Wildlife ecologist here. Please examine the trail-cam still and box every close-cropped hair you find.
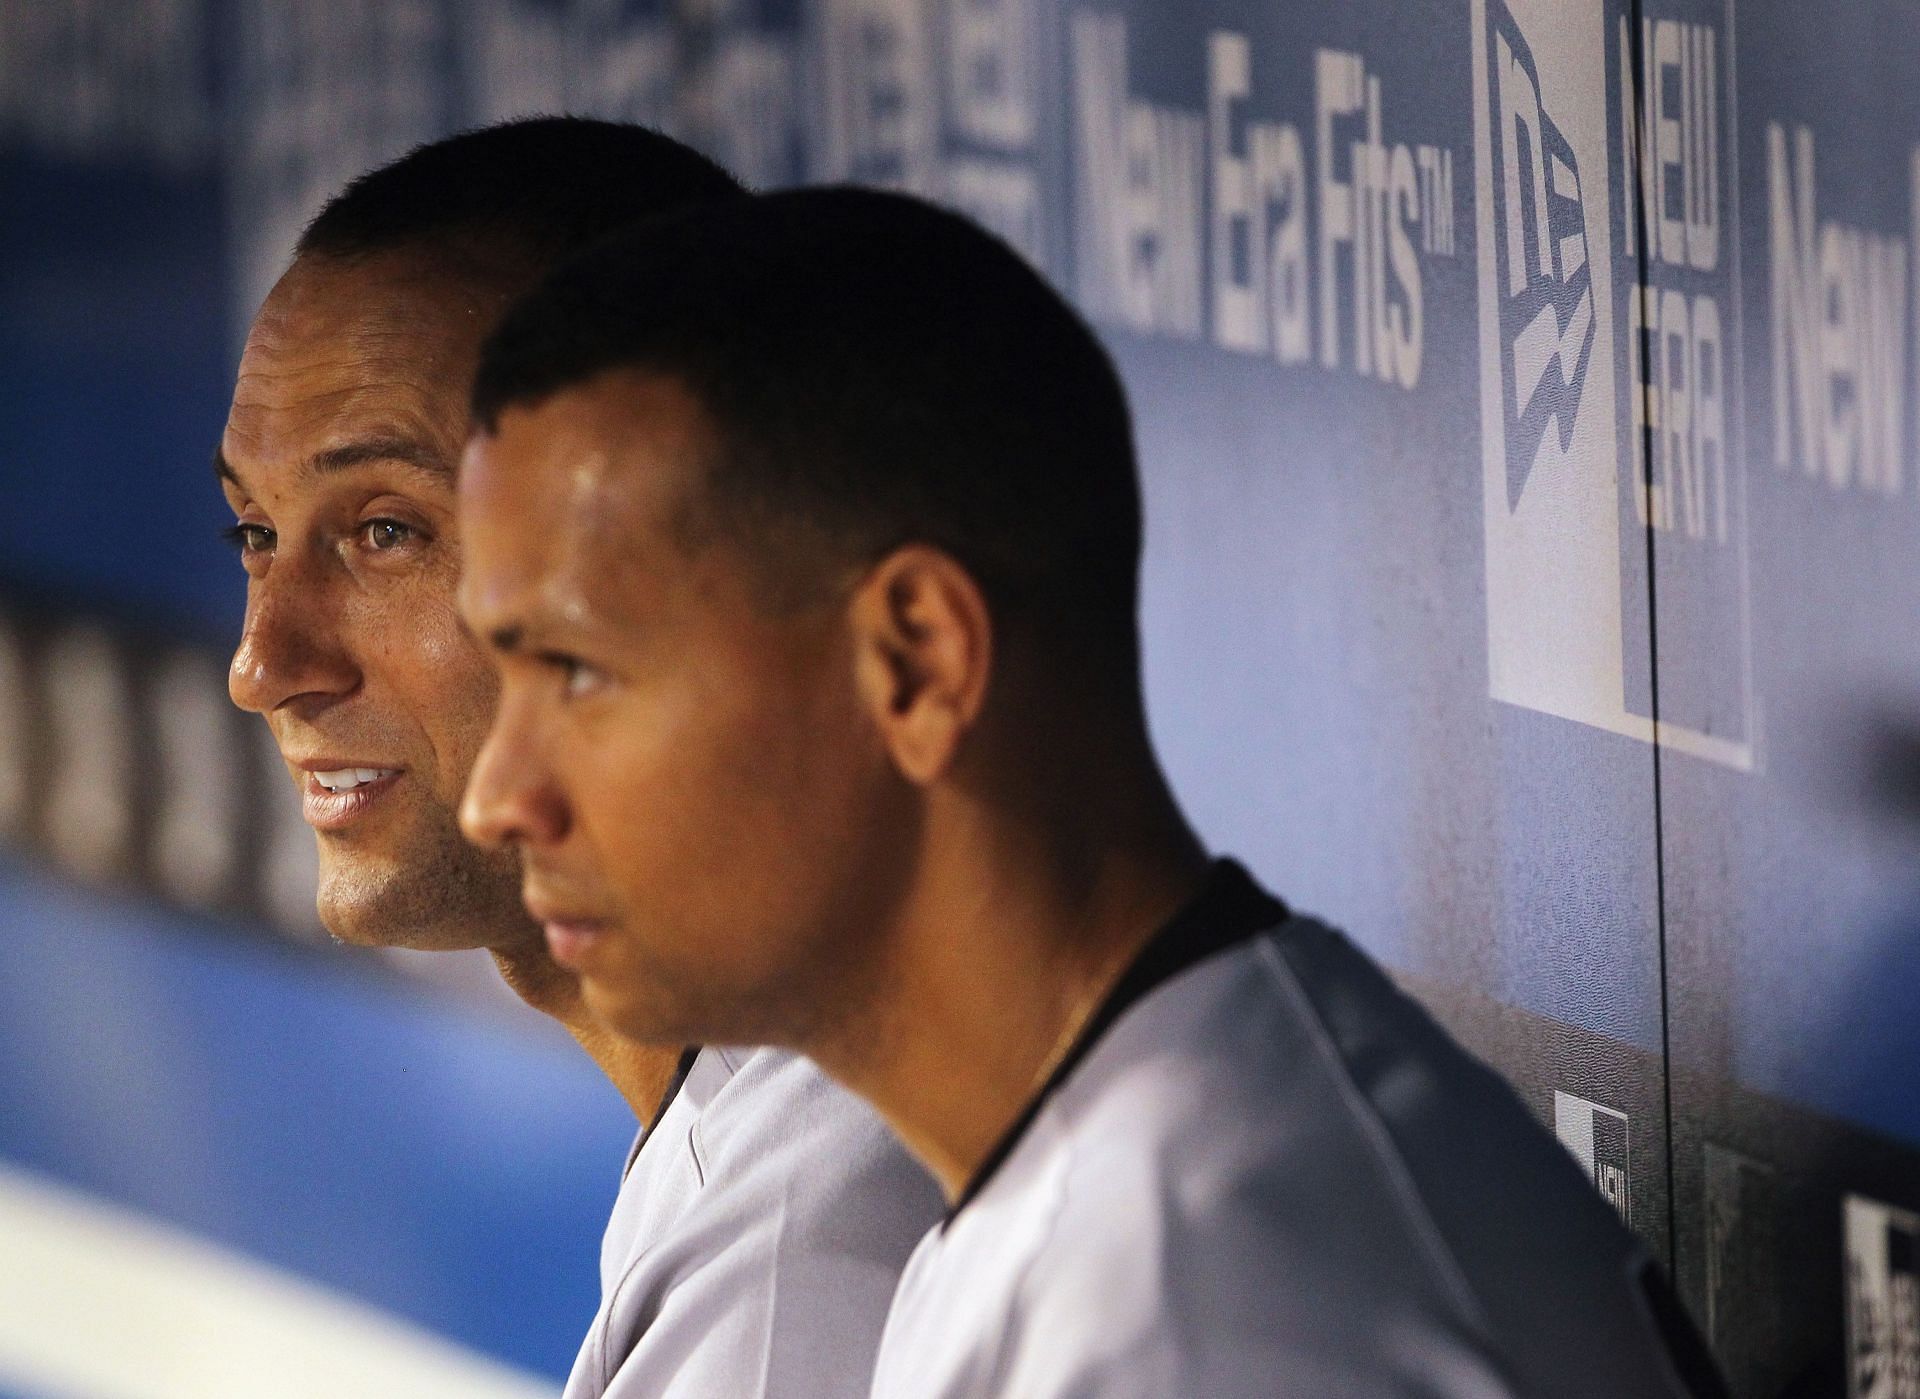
[297,115,748,275]
[472,186,1145,673]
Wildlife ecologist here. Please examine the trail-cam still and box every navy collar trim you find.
[945,859,1286,1225]
[625,1044,702,1179]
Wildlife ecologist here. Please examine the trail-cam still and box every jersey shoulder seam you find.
[1250,930,1517,1372]
[981,1106,1076,1394]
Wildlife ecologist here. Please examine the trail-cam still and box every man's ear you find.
[849,545,993,786]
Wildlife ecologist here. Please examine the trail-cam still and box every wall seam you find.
[1620,0,1681,1277]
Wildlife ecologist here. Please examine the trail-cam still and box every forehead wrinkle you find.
[237,282,481,405]
[229,380,441,436]
[227,369,457,456]
[345,325,477,379]
[241,286,446,362]
[235,347,462,405]
[231,326,456,401]
[227,255,498,494]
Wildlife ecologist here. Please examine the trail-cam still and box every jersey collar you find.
[624,1044,703,1179]
[945,858,1288,1225]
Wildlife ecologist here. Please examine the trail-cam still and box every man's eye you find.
[564,659,605,699]
[360,519,415,551]
[546,654,606,700]
[222,522,275,555]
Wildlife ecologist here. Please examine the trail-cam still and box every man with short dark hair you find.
[458,187,1728,1398]
[217,122,939,1398]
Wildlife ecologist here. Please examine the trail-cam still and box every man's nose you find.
[460,697,570,851]
[228,557,359,716]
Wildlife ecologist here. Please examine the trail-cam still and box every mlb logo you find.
[1846,1194,1920,1399]
[1553,1091,1630,1223]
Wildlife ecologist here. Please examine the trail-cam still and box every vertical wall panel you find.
[1653,0,1920,1392]
[972,0,1679,1258]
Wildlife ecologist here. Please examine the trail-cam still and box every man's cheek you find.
[411,607,496,687]
[422,659,506,776]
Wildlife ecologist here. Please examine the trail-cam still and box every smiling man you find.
[216,121,939,1398]
[458,188,1729,1398]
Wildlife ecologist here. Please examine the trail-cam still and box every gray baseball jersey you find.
[870,861,1725,1399]
[565,1044,942,1399]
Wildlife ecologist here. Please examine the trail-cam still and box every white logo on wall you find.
[1067,12,1457,386]
[1553,1090,1629,1222]
[1470,0,1754,770]
[1767,123,1917,501]
[1846,1194,1920,1399]
[1484,13,1596,517]
[1616,7,1758,765]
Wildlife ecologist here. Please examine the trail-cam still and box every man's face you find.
[220,248,529,950]
[458,372,914,1046]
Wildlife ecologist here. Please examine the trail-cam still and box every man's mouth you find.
[524,892,609,971]
[297,763,403,829]
[541,919,608,971]
[312,767,398,793]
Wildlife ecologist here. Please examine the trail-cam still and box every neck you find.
[564,1022,686,1126]
[489,938,685,1123]
[812,775,1208,1202]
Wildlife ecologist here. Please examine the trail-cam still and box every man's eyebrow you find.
[213,446,240,488]
[309,436,452,478]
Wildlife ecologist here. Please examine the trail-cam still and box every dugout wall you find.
[1,2,1917,1394]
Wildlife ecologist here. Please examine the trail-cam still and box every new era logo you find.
[1485,0,1597,510]
[1470,0,1756,770]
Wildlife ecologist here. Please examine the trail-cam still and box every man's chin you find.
[314,852,527,953]
[581,986,691,1049]
[318,898,496,952]
[578,967,771,1052]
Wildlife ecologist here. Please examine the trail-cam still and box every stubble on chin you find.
[314,809,530,953]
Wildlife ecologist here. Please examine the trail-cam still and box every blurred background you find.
[1,0,1917,1395]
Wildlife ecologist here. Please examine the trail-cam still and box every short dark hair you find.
[297,116,747,275]
[472,187,1144,674]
